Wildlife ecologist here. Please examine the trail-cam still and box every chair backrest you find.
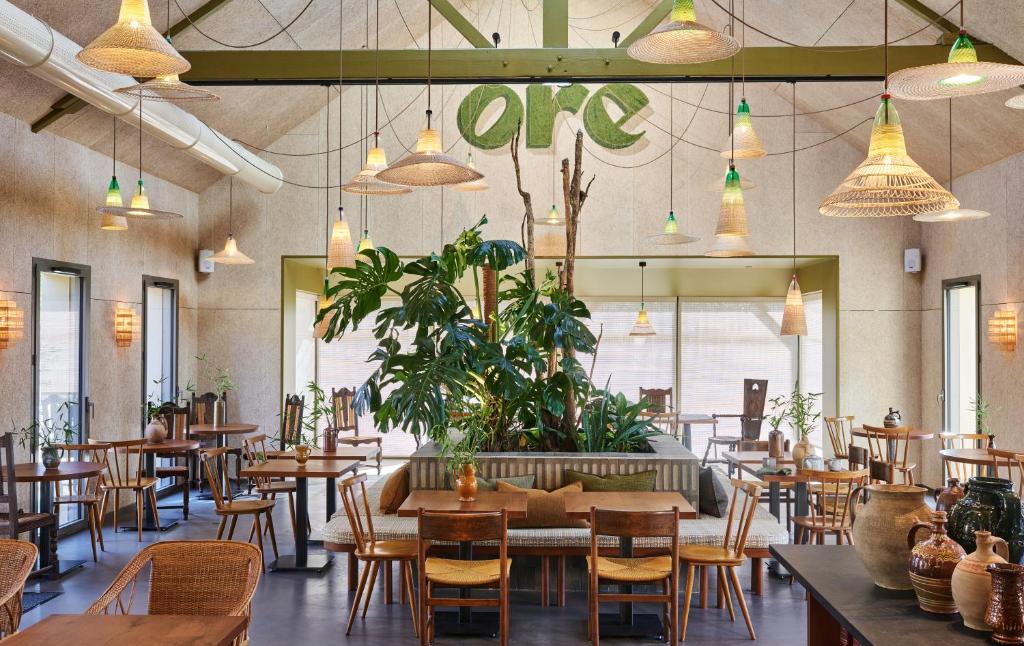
[941,433,988,482]
[191,392,226,425]
[722,479,763,555]
[1014,454,1024,498]
[157,403,190,441]
[0,539,37,638]
[418,509,506,545]
[0,434,21,539]
[85,540,262,618]
[801,468,868,530]
[339,474,376,554]
[331,387,358,435]
[280,394,305,448]
[92,439,147,488]
[639,387,673,414]
[199,448,233,509]
[847,444,869,471]
[824,416,854,458]
[241,434,273,489]
[53,443,109,501]
[740,379,768,441]
[862,424,913,481]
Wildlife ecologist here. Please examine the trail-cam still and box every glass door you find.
[143,277,178,410]
[33,259,90,527]
[943,276,980,434]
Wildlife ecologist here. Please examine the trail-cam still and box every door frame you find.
[941,275,982,433]
[141,275,179,433]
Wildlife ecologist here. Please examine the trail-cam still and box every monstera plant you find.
[316,216,653,453]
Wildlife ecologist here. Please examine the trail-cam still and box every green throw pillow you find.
[564,469,657,492]
[446,473,537,492]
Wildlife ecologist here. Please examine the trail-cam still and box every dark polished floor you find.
[21,462,808,644]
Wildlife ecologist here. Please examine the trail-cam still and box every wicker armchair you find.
[0,539,37,638]
[86,541,262,644]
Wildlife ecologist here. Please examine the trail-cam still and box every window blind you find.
[586,299,676,402]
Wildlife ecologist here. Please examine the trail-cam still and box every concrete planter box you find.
[408,433,700,505]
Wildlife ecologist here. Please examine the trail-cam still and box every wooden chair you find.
[52,443,109,561]
[242,433,300,541]
[862,425,917,485]
[847,445,869,471]
[333,387,383,474]
[706,379,769,465]
[417,510,510,646]
[92,439,161,541]
[792,469,868,545]
[155,403,192,520]
[824,416,855,459]
[640,387,677,438]
[0,539,36,639]
[200,448,279,570]
[280,394,305,449]
[941,432,989,483]
[587,507,680,646]
[679,479,762,641]
[0,434,56,567]
[85,540,262,645]
[341,473,418,636]
[192,391,239,487]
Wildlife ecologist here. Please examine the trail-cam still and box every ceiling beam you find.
[892,0,960,39]
[179,44,1018,85]
[29,0,232,133]
[543,0,569,48]
[620,0,673,48]
[428,0,492,48]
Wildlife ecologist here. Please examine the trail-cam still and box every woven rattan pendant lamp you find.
[649,83,699,245]
[627,0,740,64]
[98,117,128,231]
[781,83,807,337]
[720,6,765,159]
[629,261,657,337]
[820,1,958,218]
[210,178,255,265]
[326,85,355,270]
[914,100,989,223]
[376,2,482,187]
[887,2,1024,100]
[452,153,490,192]
[77,0,190,77]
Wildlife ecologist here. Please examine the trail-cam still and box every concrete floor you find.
[20,462,809,644]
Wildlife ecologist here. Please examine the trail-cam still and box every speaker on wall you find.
[904,248,922,273]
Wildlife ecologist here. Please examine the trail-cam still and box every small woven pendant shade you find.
[99,178,182,219]
[705,234,754,257]
[721,99,766,159]
[376,122,483,187]
[452,154,490,192]
[210,235,254,265]
[649,210,700,245]
[629,309,657,337]
[77,0,190,77]
[327,207,356,270]
[1006,94,1024,109]
[627,0,740,64]
[342,146,412,195]
[819,95,958,218]
[538,204,565,227]
[705,171,756,192]
[357,229,376,253]
[99,175,128,230]
[780,275,808,336]
[887,31,1024,100]
[115,74,219,102]
[714,165,749,236]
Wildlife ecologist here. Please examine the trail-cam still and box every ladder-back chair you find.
[332,387,382,474]
[862,425,917,485]
[640,387,677,439]
[52,443,109,561]
[705,379,769,465]
[92,439,160,541]
[0,434,57,561]
[279,394,305,449]
[792,469,868,545]
[941,432,989,483]
[242,433,300,541]
[825,416,855,459]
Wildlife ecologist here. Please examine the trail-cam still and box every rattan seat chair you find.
[0,539,37,639]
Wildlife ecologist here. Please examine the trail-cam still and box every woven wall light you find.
[721,99,766,159]
[887,30,1024,100]
[629,261,656,337]
[114,305,136,347]
[452,153,490,192]
[988,310,1017,352]
[327,207,356,270]
[627,0,740,64]
[0,299,24,350]
[211,178,254,265]
[77,0,190,77]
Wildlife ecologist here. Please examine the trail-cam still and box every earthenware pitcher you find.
[456,463,478,502]
[948,477,1024,564]
[907,511,966,613]
[792,437,813,466]
[884,408,902,428]
[145,416,167,444]
[41,446,61,470]
[850,484,931,589]
[951,531,1009,631]
[986,563,1024,644]
[934,478,965,512]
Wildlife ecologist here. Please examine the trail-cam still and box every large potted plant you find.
[17,402,76,469]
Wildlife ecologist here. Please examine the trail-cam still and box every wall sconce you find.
[0,299,24,350]
[988,310,1018,352]
[114,306,137,348]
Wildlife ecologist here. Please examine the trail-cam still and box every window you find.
[293,291,318,399]
[587,299,676,402]
[943,277,980,434]
[143,277,177,408]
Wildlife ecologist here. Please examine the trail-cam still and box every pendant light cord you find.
[325,84,331,266]
[228,176,234,236]
[948,98,954,189]
[883,0,889,92]
[111,117,117,176]
[669,83,674,211]
[740,0,746,100]
[374,0,381,145]
[639,262,646,309]
[729,0,735,166]
[338,0,344,206]
[792,81,797,272]
[138,97,144,183]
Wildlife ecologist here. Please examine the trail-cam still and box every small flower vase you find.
[294,445,311,465]
[767,426,785,458]
[145,417,168,444]
[792,437,813,466]
[456,463,478,502]
[213,399,224,428]
[41,446,61,470]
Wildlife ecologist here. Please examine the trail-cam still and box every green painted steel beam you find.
[428,0,493,48]
[168,0,233,39]
[620,0,673,48]
[543,0,568,48]
[179,44,1018,85]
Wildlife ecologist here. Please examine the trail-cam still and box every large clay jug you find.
[948,477,1024,564]
[907,511,966,613]
[951,531,1009,631]
[986,563,1024,645]
[851,484,931,590]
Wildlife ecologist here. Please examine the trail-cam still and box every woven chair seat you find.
[101,477,159,491]
[707,435,741,445]
[359,539,418,561]
[749,478,794,490]
[587,555,673,583]
[425,557,510,587]
[0,512,55,533]
[678,544,744,565]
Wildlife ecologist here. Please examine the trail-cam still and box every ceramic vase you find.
[907,511,966,613]
[792,437,813,466]
[323,428,338,453]
[294,444,311,465]
[456,463,478,502]
[986,563,1024,644]
[850,484,931,590]
[767,427,785,459]
[951,531,1009,631]
[934,478,965,512]
[213,399,224,428]
[948,477,1024,564]
[41,446,61,470]
[145,417,167,444]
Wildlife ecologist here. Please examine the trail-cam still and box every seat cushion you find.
[379,464,410,515]
[587,555,673,583]
[565,469,657,493]
[425,557,510,586]
[698,466,731,518]
[496,481,588,529]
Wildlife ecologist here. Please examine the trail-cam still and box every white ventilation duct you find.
[0,0,283,194]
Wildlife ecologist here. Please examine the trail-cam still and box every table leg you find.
[768,481,781,521]
[268,477,333,574]
[807,592,843,646]
[683,423,692,450]
[122,453,178,532]
[326,477,337,519]
[32,481,85,580]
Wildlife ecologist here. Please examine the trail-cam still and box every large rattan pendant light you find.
[720,3,765,160]
[376,2,482,187]
[627,0,740,65]
[452,152,490,192]
[210,178,254,265]
[98,117,128,231]
[820,1,958,218]
[649,83,699,245]
[77,0,190,77]
[914,99,990,223]
[781,83,807,337]
[629,261,657,337]
[887,2,1024,100]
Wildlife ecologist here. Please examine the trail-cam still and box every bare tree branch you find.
[510,122,535,279]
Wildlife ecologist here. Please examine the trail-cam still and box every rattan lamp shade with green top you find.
[77,0,190,77]
[887,30,1024,100]
[627,0,740,64]
[714,165,750,236]
[721,99,766,159]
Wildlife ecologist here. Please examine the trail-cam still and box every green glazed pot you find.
[948,477,1024,564]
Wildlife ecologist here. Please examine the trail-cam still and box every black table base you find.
[29,558,86,580]
[268,554,334,573]
[119,517,180,533]
[434,610,499,637]
[597,612,665,639]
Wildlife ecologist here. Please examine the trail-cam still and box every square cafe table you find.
[3,614,248,646]
[398,489,527,636]
[264,445,381,518]
[564,491,696,639]
[240,459,358,573]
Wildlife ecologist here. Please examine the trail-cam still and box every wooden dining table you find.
[240,459,358,573]
[125,438,201,532]
[13,461,106,578]
[939,447,1023,479]
[722,451,809,523]
[190,423,259,499]
[4,614,248,645]
[264,445,381,517]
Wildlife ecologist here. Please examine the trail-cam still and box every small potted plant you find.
[198,354,234,427]
[17,402,76,469]
[971,394,996,448]
[777,383,822,467]
[765,395,787,459]
[305,382,336,453]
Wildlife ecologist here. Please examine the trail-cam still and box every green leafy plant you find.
[773,384,822,441]
[577,383,658,453]
[197,354,235,399]
[971,394,995,437]
[16,401,76,450]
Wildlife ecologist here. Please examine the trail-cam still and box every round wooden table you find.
[852,427,935,441]
[853,426,935,466]
[189,424,258,499]
[938,447,1023,480]
[137,439,201,531]
[13,461,106,578]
